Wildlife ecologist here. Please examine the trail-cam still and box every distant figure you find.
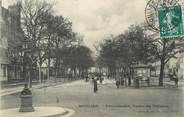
[93,78,98,93]
[173,70,178,87]
[85,74,89,82]
[169,72,174,81]
[120,77,124,86]
[99,76,103,84]
[116,80,120,88]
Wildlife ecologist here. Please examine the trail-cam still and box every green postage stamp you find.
[158,4,184,38]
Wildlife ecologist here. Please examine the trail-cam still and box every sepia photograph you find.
[0,0,184,117]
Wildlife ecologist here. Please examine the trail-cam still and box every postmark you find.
[145,0,180,32]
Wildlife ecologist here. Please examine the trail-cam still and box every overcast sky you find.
[2,0,147,51]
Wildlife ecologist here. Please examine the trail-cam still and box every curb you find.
[0,107,75,117]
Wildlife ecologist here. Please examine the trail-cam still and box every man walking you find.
[94,77,98,93]
[173,70,178,87]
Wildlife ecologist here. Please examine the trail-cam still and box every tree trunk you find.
[78,68,80,79]
[47,48,50,81]
[128,67,131,86]
[47,59,50,80]
[159,40,166,86]
[55,56,59,80]
[38,52,42,83]
[47,35,51,82]
[38,64,42,83]
[74,68,77,80]
[55,42,59,78]
[128,76,131,86]
[159,58,165,86]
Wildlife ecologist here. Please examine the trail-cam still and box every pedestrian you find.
[116,80,120,88]
[173,70,178,87]
[175,77,178,87]
[94,77,98,93]
[120,77,124,86]
[85,75,89,82]
[100,76,103,84]
[169,73,174,81]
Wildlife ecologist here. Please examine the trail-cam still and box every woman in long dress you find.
[94,77,98,93]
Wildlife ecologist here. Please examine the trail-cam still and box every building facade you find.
[168,52,184,80]
[0,1,23,81]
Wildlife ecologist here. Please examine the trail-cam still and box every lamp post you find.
[19,39,38,112]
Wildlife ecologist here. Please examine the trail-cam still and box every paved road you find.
[1,80,183,117]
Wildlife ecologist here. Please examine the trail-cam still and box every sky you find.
[2,0,147,51]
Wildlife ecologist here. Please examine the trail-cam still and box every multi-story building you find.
[0,1,23,81]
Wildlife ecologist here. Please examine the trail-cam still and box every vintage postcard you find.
[0,0,184,117]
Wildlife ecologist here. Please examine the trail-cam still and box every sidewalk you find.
[1,80,40,89]
[0,79,75,97]
[0,82,49,97]
[0,107,75,117]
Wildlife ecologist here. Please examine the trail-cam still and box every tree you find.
[63,45,94,80]
[97,24,156,85]
[41,13,73,81]
[19,0,53,87]
[152,37,184,86]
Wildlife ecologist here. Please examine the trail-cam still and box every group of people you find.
[89,74,105,93]
[90,69,179,93]
[115,78,126,88]
[115,69,179,88]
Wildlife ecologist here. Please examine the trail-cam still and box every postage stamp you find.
[158,4,184,37]
[145,0,184,37]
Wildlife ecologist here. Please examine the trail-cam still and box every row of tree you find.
[96,24,184,86]
[9,0,94,86]
[10,0,184,87]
